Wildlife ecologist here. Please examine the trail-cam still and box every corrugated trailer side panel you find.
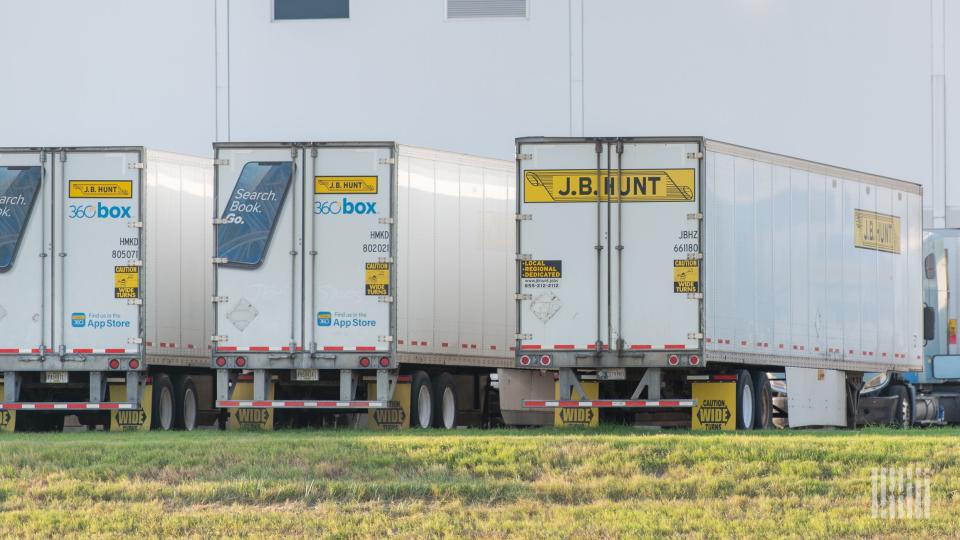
[396,146,514,367]
[144,150,214,366]
[703,140,922,372]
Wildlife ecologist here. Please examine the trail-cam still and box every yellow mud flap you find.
[108,382,153,432]
[554,381,599,427]
[227,380,275,430]
[691,382,736,430]
[0,382,14,433]
[367,377,410,430]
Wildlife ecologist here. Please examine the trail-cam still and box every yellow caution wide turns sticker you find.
[365,263,390,296]
[854,209,901,254]
[69,180,133,199]
[524,169,695,203]
[673,259,699,293]
[692,382,735,431]
[114,266,140,299]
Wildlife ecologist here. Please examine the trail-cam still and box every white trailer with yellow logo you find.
[212,142,516,429]
[511,137,923,429]
[0,147,216,432]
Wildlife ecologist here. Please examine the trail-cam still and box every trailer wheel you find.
[152,373,175,431]
[175,375,199,431]
[886,384,912,428]
[736,369,756,430]
[432,372,459,429]
[752,371,774,429]
[409,371,433,428]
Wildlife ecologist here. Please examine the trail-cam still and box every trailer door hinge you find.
[127,221,144,229]
[517,153,532,161]
[378,296,394,303]
[378,157,396,165]
[212,217,227,225]
[212,257,229,264]
[687,332,704,340]
[687,253,703,260]
[127,337,143,345]
[516,253,532,261]
[128,162,145,170]
[127,298,143,306]
[130,260,143,267]
[515,293,532,301]
[378,335,394,343]
[514,333,532,341]
[687,293,704,300]
[378,217,395,225]
[211,335,228,342]
[211,296,229,303]
[515,213,532,221]
[377,256,395,264]
[686,152,704,160]
[214,158,230,166]
[686,212,703,220]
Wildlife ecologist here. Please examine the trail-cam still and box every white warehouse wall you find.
[0,0,956,225]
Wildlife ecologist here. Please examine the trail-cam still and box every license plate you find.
[597,368,626,381]
[45,371,68,384]
[295,369,319,381]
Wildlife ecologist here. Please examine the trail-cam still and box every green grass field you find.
[0,427,958,538]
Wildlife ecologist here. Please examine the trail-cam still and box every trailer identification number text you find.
[523,169,695,203]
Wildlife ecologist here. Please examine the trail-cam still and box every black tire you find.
[885,384,912,428]
[432,372,459,429]
[736,369,756,430]
[752,371,774,430]
[151,373,176,431]
[174,375,199,431]
[409,371,433,429]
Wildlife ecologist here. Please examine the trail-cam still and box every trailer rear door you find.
[516,139,702,353]
[0,150,50,354]
[214,146,301,353]
[57,149,142,355]
[304,144,395,354]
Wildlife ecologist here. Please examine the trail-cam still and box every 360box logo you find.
[69,202,132,219]
[314,198,377,216]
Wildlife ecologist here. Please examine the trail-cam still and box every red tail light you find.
[128,359,140,370]
[359,357,370,367]
[668,355,679,366]
[235,356,246,367]
[108,358,120,370]
[379,356,390,367]
[540,355,552,366]
[215,356,227,367]
[519,355,531,366]
[689,355,701,366]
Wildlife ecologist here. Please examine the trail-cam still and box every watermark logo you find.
[871,466,932,519]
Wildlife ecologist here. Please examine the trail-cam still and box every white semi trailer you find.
[510,137,923,428]
[0,147,216,431]
[211,142,516,428]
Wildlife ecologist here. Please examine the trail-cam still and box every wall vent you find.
[447,0,527,19]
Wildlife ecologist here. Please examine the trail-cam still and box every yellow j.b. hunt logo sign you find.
[524,169,695,203]
[854,209,901,254]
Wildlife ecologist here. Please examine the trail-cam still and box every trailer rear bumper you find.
[0,402,136,410]
[514,350,703,369]
[216,399,397,409]
[523,399,696,409]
